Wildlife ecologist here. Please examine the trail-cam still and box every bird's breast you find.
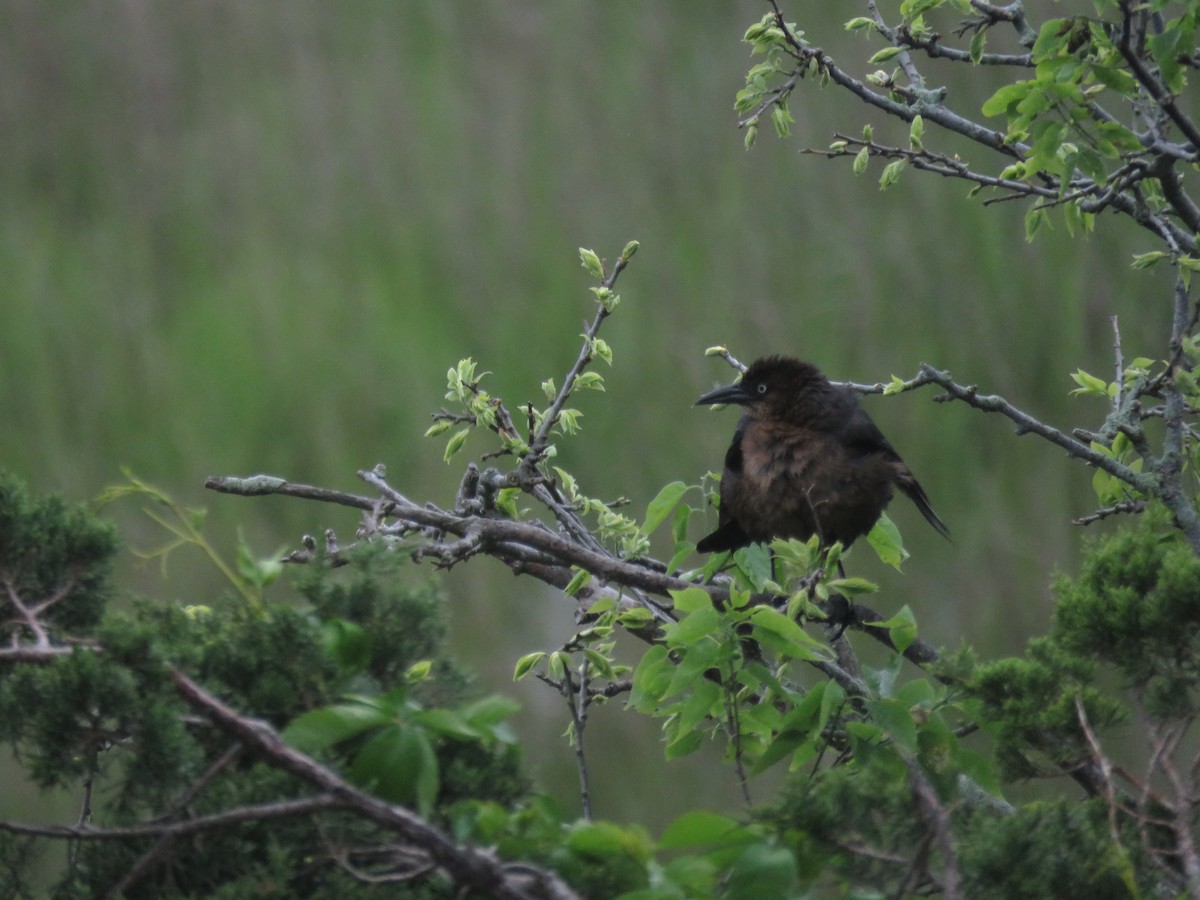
[724,420,899,546]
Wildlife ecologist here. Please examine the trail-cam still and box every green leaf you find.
[1149,25,1189,93]
[659,810,747,850]
[617,607,656,629]
[844,17,877,33]
[901,0,941,17]
[424,420,452,438]
[349,724,439,814]
[879,158,907,190]
[969,30,986,63]
[460,694,521,728]
[591,337,613,365]
[235,534,282,589]
[743,122,758,151]
[578,247,604,279]
[868,45,905,64]
[818,678,846,732]
[555,408,583,435]
[573,371,605,392]
[670,586,714,615]
[321,618,371,673]
[553,466,577,499]
[513,651,546,680]
[732,542,774,591]
[667,606,723,645]
[867,513,908,569]
[665,728,704,760]
[629,645,672,710]
[1131,251,1169,270]
[1090,63,1135,94]
[770,104,794,138]
[865,698,918,749]
[443,427,470,463]
[909,114,924,150]
[955,744,1003,797]
[642,481,689,535]
[283,704,392,753]
[826,576,878,596]
[852,146,870,175]
[1069,368,1109,397]
[563,567,591,596]
[412,708,480,742]
[874,604,918,654]
[677,680,722,734]
[567,820,648,859]
[749,607,828,660]
[981,81,1031,117]
[1024,205,1049,242]
[724,842,797,899]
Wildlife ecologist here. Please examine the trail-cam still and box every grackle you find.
[696,355,949,554]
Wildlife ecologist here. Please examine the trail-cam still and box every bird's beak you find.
[695,382,752,407]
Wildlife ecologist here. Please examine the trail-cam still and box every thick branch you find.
[169,667,577,900]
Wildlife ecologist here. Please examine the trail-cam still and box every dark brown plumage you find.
[696,355,949,553]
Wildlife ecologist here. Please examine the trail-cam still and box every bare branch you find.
[0,795,346,842]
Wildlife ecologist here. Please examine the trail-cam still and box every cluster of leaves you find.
[426,245,651,557]
[0,473,117,641]
[0,478,541,898]
[739,1,1200,259]
[1070,339,1200,513]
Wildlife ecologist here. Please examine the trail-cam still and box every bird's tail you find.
[897,473,950,540]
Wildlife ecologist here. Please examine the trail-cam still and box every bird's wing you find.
[721,418,746,475]
[697,419,752,553]
[837,401,903,462]
[838,397,951,540]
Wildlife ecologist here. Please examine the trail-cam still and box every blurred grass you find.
[0,0,1169,832]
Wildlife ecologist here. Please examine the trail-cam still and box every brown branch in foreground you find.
[906,756,964,900]
[168,667,578,900]
[0,660,578,899]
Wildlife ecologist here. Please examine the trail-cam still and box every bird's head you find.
[695,355,831,421]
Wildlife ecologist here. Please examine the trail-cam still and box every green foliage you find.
[957,800,1144,899]
[0,648,194,802]
[971,507,1200,785]
[97,471,278,610]
[0,474,535,897]
[629,586,831,767]
[449,797,655,898]
[285,684,522,815]
[290,545,472,702]
[1054,506,1200,719]
[0,472,118,637]
[971,638,1122,781]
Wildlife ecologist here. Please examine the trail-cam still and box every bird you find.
[695,355,949,554]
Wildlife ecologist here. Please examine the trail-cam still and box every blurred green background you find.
[1,1,1166,831]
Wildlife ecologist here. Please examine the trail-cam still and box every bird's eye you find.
[756,383,768,395]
